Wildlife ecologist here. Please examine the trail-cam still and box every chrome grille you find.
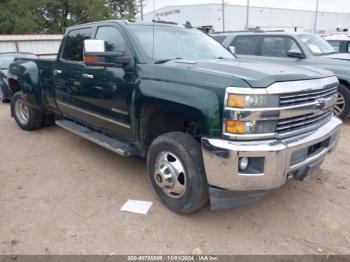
[277,109,333,134]
[279,83,338,106]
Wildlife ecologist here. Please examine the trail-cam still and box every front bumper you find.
[202,116,342,208]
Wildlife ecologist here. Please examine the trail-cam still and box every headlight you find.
[225,120,276,134]
[227,94,279,108]
[224,93,279,135]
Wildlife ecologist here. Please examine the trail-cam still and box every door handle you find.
[82,73,94,79]
[53,69,62,75]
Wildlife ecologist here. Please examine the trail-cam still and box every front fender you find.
[133,79,223,139]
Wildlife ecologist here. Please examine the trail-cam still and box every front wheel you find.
[11,92,43,131]
[334,84,350,120]
[147,132,209,214]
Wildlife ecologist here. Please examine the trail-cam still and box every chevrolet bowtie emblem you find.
[315,98,326,109]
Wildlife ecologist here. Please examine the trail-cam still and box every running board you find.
[55,119,138,157]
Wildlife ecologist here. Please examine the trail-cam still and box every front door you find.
[82,25,135,139]
[252,35,305,66]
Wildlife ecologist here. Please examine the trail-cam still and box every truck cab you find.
[7,21,342,214]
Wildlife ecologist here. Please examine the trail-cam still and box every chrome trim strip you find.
[224,94,337,121]
[266,76,338,94]
[57,100,131,129]
[225,87,267,95]
[225,76,338,95]
[111,107,129,116]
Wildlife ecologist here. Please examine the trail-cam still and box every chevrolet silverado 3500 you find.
[7,20,342,214]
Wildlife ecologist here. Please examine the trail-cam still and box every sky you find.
[142,0,350,14]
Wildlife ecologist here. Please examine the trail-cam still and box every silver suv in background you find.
[324,34,350,53]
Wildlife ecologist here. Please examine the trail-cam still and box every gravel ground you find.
[0,102,349,255]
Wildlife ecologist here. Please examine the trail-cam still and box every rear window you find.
[231,36,259,55]
[62,27,91,61]
[211,35,226,44]
[328,40,341,52]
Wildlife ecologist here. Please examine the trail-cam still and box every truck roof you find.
[66,19,184,31]
[210,31,312,37]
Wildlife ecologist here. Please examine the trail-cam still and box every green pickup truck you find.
[7,20,342,214]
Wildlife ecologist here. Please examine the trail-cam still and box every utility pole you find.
[245,0,250,30]
[139,0,147,21]
[313,0,320,33]
[222,0,225,32]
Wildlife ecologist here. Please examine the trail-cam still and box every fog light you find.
[239,157,249,170]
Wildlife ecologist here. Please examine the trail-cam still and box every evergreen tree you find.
[0,0,138,34]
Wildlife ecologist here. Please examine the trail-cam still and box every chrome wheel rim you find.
[15,99,30,125]
[334,92,345,116]
[154,151,187,198]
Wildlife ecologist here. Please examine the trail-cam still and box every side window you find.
[211,35,226,44]
[328,41,341,52]
[261,36,301,57]
[347,42,350,53]
[62,28,91,61]
[95,26,126,52]
[232,36,259,55]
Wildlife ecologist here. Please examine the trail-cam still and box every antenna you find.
[152,0,156,62]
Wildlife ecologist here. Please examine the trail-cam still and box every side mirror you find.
[229,46,236,55]
[83,39,132,68]
[287,49,305,59]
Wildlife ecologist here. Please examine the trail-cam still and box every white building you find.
[0,34,63,58]
[138,3,350,33]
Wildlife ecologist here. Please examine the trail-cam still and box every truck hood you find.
[165,59,333,87]
[325,53,350,61]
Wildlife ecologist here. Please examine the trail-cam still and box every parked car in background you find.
[324,34,350,53]
[6,20,341,214]
[212,32,350,119]
[0,52,38,102]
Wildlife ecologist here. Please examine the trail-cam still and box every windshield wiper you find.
[154,57,182,64]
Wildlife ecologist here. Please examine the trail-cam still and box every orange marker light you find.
[226,120,246,134]
[83,56,98,63]
[227,94,245,108]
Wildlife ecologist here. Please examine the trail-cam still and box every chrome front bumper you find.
[202,116,342,192]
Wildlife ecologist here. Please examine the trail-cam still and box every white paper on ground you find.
[120,200,153,214]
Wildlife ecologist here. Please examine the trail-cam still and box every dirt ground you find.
[0,102,350,255]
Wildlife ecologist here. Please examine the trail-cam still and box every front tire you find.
[335,83,350,120]
[147,132,209,214]
[11,92,43,131]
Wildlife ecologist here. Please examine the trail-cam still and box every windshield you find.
[298,34,336,56]
[129,25,234,62]
[0,53,37,69]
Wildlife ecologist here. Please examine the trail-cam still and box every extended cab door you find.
[81,24,134,139]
